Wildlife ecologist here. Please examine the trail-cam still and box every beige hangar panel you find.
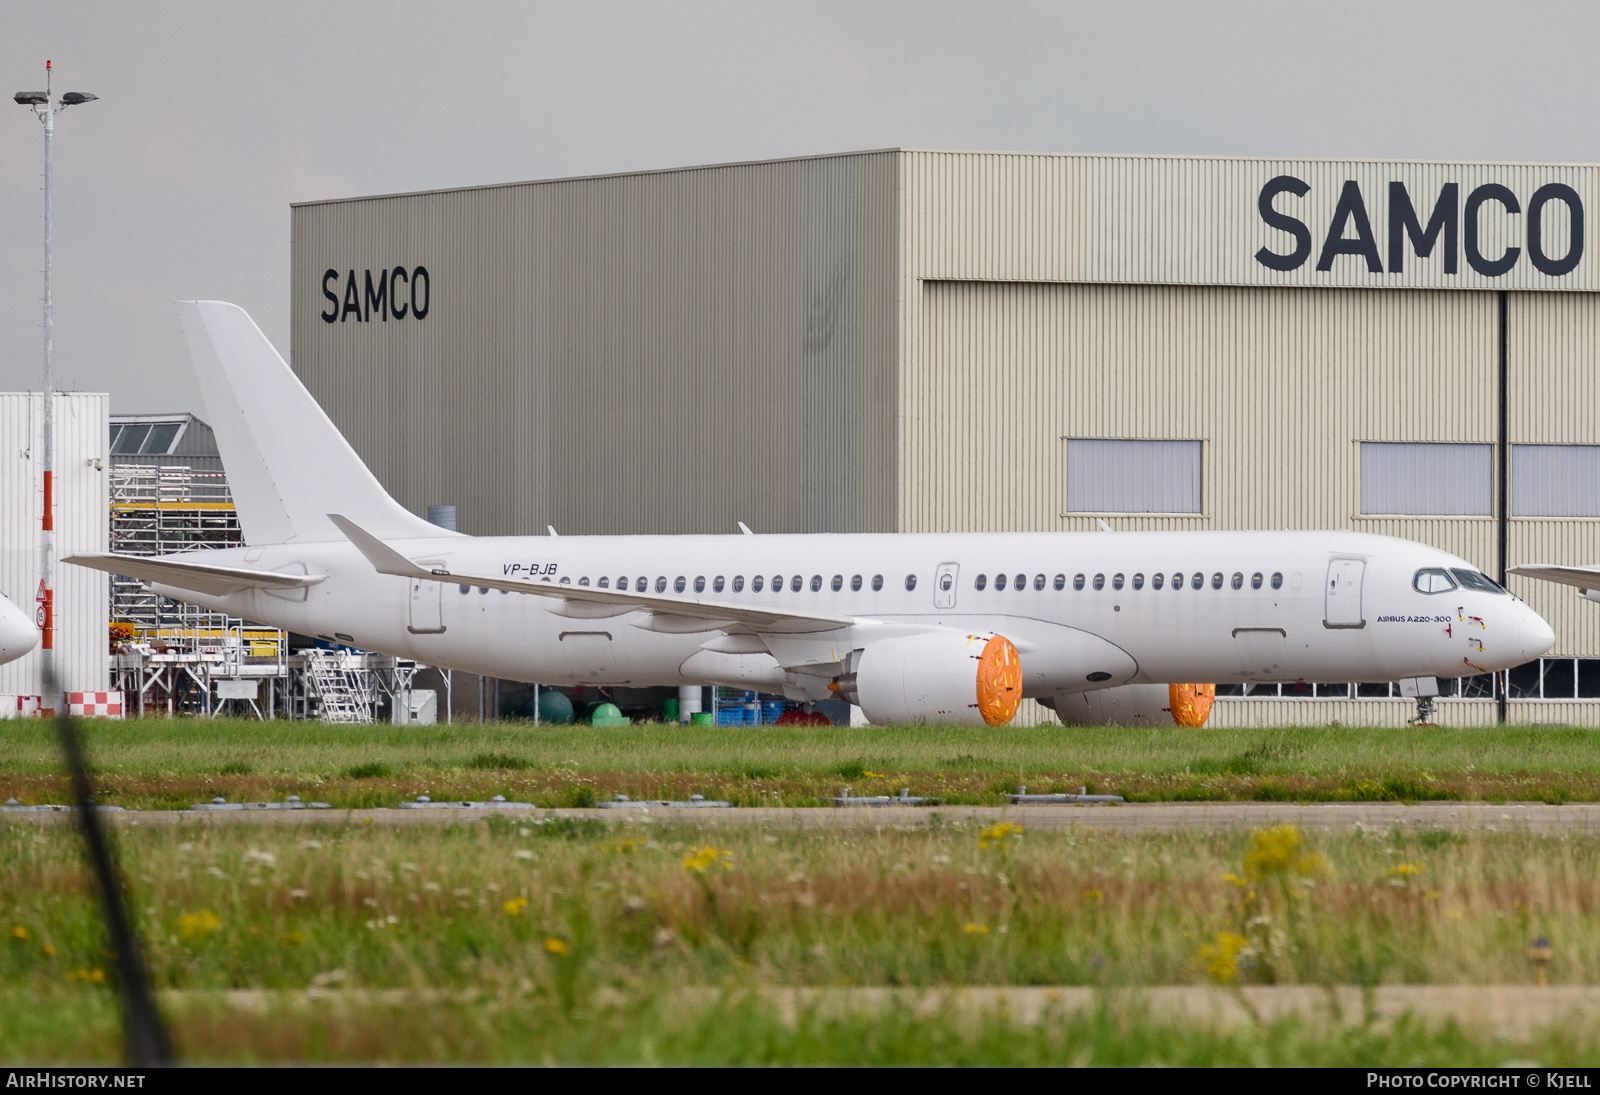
[292,152,901,537]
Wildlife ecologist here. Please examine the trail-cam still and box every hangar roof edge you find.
[291,148,1600,210]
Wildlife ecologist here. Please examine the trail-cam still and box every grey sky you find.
[3,1,1596,414]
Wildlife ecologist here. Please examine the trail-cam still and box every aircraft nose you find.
[1518,607,1556,661]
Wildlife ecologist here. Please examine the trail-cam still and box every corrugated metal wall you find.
[291,152,900,537]
[0,393,109,696]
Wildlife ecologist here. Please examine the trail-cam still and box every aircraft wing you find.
[329,514,851,635]
[65,553,328,598]
[1508,563,1600,591]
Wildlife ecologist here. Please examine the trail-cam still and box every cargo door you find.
[408,578,445,634]
[1324,558,1366,629]
[1233,627,1290,680]
[933,563,960,609]
[560,630,624,683]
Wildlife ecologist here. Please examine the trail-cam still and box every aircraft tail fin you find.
[177,301,449,545]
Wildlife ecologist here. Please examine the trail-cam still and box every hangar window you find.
[1062,438,1202,514]
[1092,574,1105,591]
[811,575,822,592]
[693,576,705,593]
[975,574,987,591]
[752,575,764,592]
[872,574,884,591]
[1110,574,1123,591]
[657,577,670,593]
[1512,445,1600,517]
[1054,574,1066,591]
[1132,573,1144,590]
[1360,442,1492,516]
[1251,572,1263,590]
[733,576,746,592]
[1151,573,1164,590]
[851,574,863,591]
[674,577,687,593]
[1231,572,1243,590]
[793,575,805,592]
[996,573,1008,591]
[1271,572,1284,590]
[905,574,918,592]
[1414,568,1457,594]
[1211,573,1223,590]
[831,575,842,592]
[713,576,725,593]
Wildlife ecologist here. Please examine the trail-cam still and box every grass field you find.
[5,813,1600,1063]
[2,717,1599,809]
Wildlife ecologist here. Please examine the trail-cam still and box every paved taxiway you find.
[7,802,1600,832]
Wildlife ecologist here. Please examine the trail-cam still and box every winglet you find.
[328,514,435,579]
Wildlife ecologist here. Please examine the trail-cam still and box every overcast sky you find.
[4,0,1599,414]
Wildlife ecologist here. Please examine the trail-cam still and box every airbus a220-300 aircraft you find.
[67,302,1555,726]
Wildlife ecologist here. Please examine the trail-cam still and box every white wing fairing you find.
[60,300,1558,727]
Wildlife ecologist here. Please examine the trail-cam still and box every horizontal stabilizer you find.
[327,514,849,634]
[65,553,326,598]
[1508,563,1600,591]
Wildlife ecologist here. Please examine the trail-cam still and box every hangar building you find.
[290,149,1600,725]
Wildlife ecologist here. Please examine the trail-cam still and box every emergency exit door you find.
[934,563,960,609]
[409,577,445,634]
[1324,558,1366,629]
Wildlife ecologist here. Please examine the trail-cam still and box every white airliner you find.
[0,592,38,667]
[65,301,1555,726]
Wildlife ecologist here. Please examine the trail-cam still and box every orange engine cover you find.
[974,634,1024,726]
[1167,683,1216,727]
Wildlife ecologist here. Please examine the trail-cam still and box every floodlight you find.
[60,92,97,106]
[13,91,47,105]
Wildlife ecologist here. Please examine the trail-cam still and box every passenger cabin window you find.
[975,574,988,591]
[733,576,745,592]
[1132,573,1145,590]
[1092,574,1105,591]
[560,576,572,585]
[1034,574,1046,591]
[940,573,954,592]
[1251,572,1263,590]
[996,573,1008,591]
[1172,572,1184,589]
[1192,572,1204,590]
[810,575,822,592]
[1111,573,1124,591]
[1013,573,1025,590]
[1211,573,1223,590]
[905,574,918,592]
[1449,568,1505,594]
[1414,568,1457,594]
[831,575,843,592]
[1231,572,1243,590]
[872,574,884,591]
[713,576,725,593]
[792,575,804,592]
[1271,572,1284,590]
[693,576,705,593]
[752,576,764,592]
[1151,573,1164,589]
[1053,574,1066,591]
[1073,574,1085,591]
[459,585,469,595]
[851,575,863,591]
[578,577,589,587]
[674,577,687,593]
[657,577,669,593]
[772,574,783,591]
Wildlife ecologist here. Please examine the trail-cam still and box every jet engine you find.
[1049,683,1215,727]
[834,631,1023,726]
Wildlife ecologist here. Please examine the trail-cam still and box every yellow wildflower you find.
[1389,862,1424,879]
[544,937,570,956]
[978,821,1024,850]
[682,845,733,872]
[963,922,990,935]
[67,968,106,984]
[283,930,307,945]
[1220,872,1248,888]
[1194,931,1250,984]
[503,897,529,917]
[1242,824,1327,881]
[9,925,27,941]
[177,910,221,940]
[41,942,55,957]
[864,770,886,779]
[1083,889,1103,900]
[605,838,643,855]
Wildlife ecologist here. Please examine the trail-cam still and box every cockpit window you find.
[1413,568,1457,594]
[1450,568,1506,595]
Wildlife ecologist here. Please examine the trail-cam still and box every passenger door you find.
[408,577,445,634]
[1324,558,1366,629]
[934,563,960,609]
